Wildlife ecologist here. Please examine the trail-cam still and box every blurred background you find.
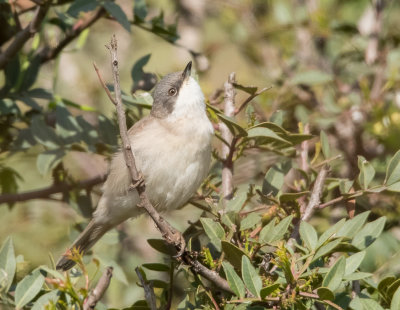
[1,0,400,308]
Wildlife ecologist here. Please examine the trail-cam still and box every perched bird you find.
[57,62,213,271]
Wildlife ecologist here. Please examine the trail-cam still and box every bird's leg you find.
[129,171,145,190]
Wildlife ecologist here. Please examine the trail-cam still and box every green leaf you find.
[67,0,98,17]
[260,283,280,299]
[134,0,148,21]
[317,218,346,247]
[259,219,276,244]
[336,211,370,238]
[322,256,345,292]
[264,215,293,243]
[343,272,372,281]
[339,179,354,194]
[131,54,151,82]
[31,290,59,310]
[387,182,400,192]
[391,286,400,310]
[222,262,245,298]
[350,295,384,310]
[320,131,330,159]
[262,161,291,196]
[247,127,291,144]
[221,241,248,270]
[279,191,309,202]
[103,1,131,32]
[357,156,375,190]
[36,149,65,175]
[19,56,41,91]
[313,238,342,262]
[232,82,258,95]
[386,150,400,186]
[240,213,261,231]
[241,256,262,298]
[0,237,16,292]
[378,276,396,293]
[291,70,333,86]
[142,263,170,272]
[299,221,318,251]
[30,116,62,149]
[147,239,176,256]
[217,114,248,137]
[226,188,247,212]
[200,218,225,251]
[15,269,45,309]
[317,287,334,301]
[387,279,400,299]
[345,251,366,275]
[351,217,386,250]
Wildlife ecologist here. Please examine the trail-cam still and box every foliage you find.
[1,0,400,309]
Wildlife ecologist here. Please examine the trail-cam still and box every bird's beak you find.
[182,61,192,81]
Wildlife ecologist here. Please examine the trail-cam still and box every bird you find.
[56,61,214,271]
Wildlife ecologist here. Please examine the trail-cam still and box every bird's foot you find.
[169,231,186,258]
[130,171,145,190]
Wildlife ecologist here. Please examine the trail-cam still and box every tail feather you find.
[56,220,109,271]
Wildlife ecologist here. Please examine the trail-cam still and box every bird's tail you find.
[56,220,110,271]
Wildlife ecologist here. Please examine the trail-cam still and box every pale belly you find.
[95,115,213,224]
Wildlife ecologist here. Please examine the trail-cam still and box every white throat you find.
[169,77,206,120]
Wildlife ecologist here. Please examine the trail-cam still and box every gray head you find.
[151,62,193,118]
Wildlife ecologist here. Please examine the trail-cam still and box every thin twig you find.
[83,266,113,310]
[234,86,272,115]
[39,8,106,64]
[0,3,50,70]
[135,267,157,310]
[220,72,236,202]
[0,174,106,205]
[302,165,329,222]
[93,62,116,105]
[289,165,329,244]
[99,35,232,294]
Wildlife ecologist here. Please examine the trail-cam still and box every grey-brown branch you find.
[83,266,113,310]
[97,34,232,294]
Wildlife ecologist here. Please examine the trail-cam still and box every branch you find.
[0,174,106,205]
[289,165,329,243]
[98,34,232,294]
[135,267,157,310]
[302,165,329,222]
[220,72,236,202]
[39,7,106,64]
[0,3,49,70]
[83,266,113,310]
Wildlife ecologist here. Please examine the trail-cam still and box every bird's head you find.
[151,61,205,119]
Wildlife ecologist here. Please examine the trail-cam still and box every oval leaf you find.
[222,261,245,299]
[299,221,318,251]
[0,237,16,292]
[15,269,45,309]
[322,256,346,292]
[241,256,262,298]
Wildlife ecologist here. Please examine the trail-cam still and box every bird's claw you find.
[172,232,186,258]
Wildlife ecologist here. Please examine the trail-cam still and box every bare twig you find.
[135,267,157,310]
[289,165,329,243]
[83,266,113,310]
[99,35,232,294]
[93,62,116,105]
[302,165,329,222]
[234,86,272,115]
[0,3,49,70]
[0,174,106,205]
[39,8,106,64]
[220,72,236,202]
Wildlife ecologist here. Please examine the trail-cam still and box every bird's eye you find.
[168,88,177,96]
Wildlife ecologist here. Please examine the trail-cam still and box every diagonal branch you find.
[83,266,113,310]
[0,3,50,70]
[39,7,106,64]
[98,34,232,294]
[0,174,106,205]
